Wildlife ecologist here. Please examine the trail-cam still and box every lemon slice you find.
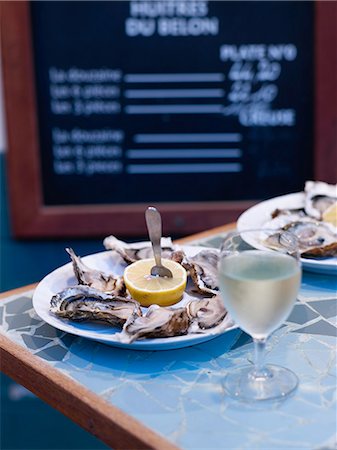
[322,202,337,227]
[124,258,187,307]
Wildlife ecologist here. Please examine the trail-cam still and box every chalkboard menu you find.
[2,1,336,237]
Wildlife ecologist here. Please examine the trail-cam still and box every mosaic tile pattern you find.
[0,235,336,450]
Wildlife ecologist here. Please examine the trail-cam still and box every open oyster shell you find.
[120,304,190,343]
[50,285,141,327]
[186,295,227,332]
[66,248,127,296]
[182,250,219,296]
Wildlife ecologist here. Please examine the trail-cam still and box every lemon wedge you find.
[124,258,187,307]
[322,202,337,227]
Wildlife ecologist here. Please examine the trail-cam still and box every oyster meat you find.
[66,248,127,295]
[183,250,219,296]
[103,235,183,264]
[304,181,337,220]
[50,285,141,326]
[120,304,190,343]
[263,219,337,258]
[186,295,228,332]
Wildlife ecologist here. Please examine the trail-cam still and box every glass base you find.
[224,364,298,402]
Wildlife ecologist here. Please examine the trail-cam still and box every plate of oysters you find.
[237,180,337,275]
[33,237,237,350]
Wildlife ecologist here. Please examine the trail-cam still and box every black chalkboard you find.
[6,0,335,238]
[31,1,314,206]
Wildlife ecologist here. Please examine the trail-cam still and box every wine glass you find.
[218,229,301,402]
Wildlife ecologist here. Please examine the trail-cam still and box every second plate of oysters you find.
[237,180,337,274]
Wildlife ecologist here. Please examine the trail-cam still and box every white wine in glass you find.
[218,230,301,402]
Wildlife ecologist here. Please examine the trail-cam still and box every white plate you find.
[33,245,237,350]
[237,192,337,275]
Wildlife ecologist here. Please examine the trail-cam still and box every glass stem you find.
[252,337,270,379]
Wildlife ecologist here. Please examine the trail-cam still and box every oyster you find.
[170,249,186,264]
[271,208,306,219]
[263,219,337,258]
[66,248,127,296]
[304,181,337,220]
[121,304,189,343]
[183,250,219,296]
[263,213,312,232]
[103,235,183,264]
[186,295,227,332]
[50,285,141,326]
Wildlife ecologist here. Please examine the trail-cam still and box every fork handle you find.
[145,207,162,267]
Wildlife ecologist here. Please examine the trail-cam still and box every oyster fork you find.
[145,207,173,278]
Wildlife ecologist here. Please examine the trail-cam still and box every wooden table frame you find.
[0,223,234,450]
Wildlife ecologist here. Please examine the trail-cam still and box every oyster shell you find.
[103,235,183,264]
[186,295,227,332]
[50,285,141,326]
[182,250,219,296]
[120,304,190,343]
[263,219,337,258]
[66,248,127,296]
[304,181,337,220]
[271,208,306,219]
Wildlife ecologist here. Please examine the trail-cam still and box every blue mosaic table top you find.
[0,234,336,450]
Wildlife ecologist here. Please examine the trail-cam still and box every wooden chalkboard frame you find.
[2,1,336,238]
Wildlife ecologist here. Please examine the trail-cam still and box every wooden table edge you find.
[0,283,38,299]
[0,333,178,450]
[175,222,235,244]
[0,222,235,449]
